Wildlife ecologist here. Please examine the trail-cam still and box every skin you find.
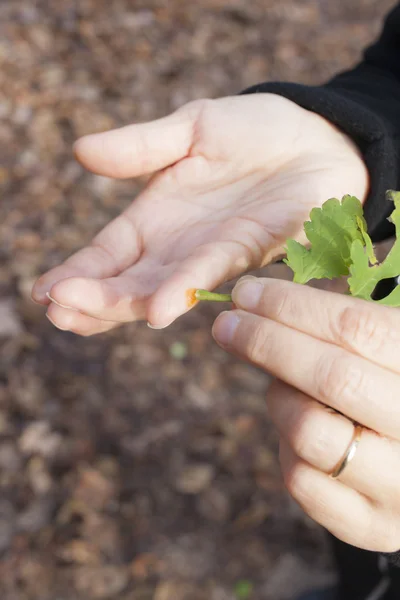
[212,276,400,552]
[32,94,368,333]
[33,93,387,549]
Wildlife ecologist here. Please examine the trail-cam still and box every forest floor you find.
[0,1,395,598]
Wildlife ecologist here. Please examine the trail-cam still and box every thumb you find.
[73,101,202,179]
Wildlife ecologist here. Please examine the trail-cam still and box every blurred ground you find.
[0,1,396,599]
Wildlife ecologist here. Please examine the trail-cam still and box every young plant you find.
[191,190,400,307]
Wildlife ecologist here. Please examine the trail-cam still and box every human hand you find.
[32,94,367,334]
[212,276,400,552]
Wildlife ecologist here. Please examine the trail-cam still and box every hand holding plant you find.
[32,94,367,334]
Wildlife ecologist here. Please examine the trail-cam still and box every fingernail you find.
[46,292,76,311]
[147,322,172,330]
[46,312,70,331]
[212,311,240,346]
[233,279,264,310]
[147,322,164,330]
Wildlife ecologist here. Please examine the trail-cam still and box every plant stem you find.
[195,289,232,302]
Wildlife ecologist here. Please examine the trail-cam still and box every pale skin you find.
[213,277,400,553]
[32,94,368,332]
[33,92,399,551]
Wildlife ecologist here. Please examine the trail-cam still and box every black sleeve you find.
[240,3,400,243]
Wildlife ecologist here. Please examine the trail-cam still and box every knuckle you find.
[245,322,271,365]
[283,462,308,502]
[315,352,363,410]
[269,284,295,322]
[290,407,328,462]
[335,306,388,355]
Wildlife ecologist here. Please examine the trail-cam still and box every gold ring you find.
[329,423,363,479]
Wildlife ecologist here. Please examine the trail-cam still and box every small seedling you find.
[191,190,400,307]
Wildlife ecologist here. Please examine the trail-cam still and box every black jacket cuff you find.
[240,75,400,242]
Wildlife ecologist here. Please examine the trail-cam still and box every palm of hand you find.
[32,94,367,334]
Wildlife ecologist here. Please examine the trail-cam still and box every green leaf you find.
[348,191,400,306]
[284,196,365,284]
[191,191,400,309]
[356,215,377,265]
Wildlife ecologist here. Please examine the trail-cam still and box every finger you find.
[73,101,203,179]
[279,440,398,552]
[146,195,285,328]
[147,242,249,328]
[52,238,255,329]
[32,212,143,304]
[268,380,400,504]
[46,277,148,323]
[47,242,238,328]
[46,303,120,336]
[232,277,400,374]
[212,309,400,439]
[44,257,176,323]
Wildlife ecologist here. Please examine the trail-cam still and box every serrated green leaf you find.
[284,195,365,284]
[194,191,400,309]
[356,215,377,265]
[284,238,329,283]
[348,191,400,306]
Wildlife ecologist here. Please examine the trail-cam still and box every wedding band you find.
[329,423,363,479]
